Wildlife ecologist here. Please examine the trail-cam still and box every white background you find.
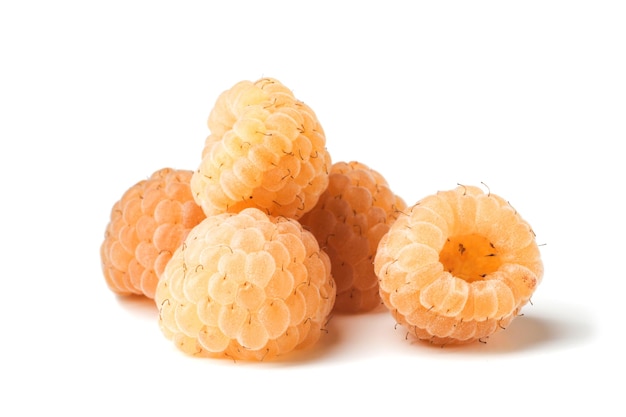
[1,1,624,415]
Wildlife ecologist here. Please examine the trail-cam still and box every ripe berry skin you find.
[299,161,407,313]
[191,77,331,220]
[374,185,543,345]
[100,168,206,299]
[155,207,336,361]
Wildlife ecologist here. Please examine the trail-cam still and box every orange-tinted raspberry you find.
[299,161,406,313]
[155,207,336,361]
[100,168,206,299]
[374,185,543,345]
[190,77,331,220]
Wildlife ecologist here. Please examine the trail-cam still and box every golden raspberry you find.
[155,207,336,361]
[374,185,543,345]
[190,77,331,220]
[299,161,407,313]
[100,168,206,299]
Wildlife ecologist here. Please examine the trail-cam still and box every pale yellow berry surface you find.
[299,161,407,313]
[155,207,336,361]
[190,77,331,220]
[374,185,543,345]
[100,168,206,299]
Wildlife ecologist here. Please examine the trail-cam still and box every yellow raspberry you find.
[155,207,336,361]
[190,77,332,220]
[299,161,407,313]
[374,185,543,345]
[100,168,206,299]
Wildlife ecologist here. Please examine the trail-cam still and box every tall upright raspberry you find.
[299,161,407,313]
[190,77,331,220]
[100,168,206,299]
[155,207,336,361]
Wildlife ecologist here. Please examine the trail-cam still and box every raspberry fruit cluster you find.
[101,77,543,359]
[156,207,335,360]
[100,168,206,299]
[190,78,331,219]
[374,185,543,344]
[299,161,407,313]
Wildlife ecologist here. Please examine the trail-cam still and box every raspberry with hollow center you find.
[100,168,206,299]
[155,207,336,361]
[374,185,543,345]
[190,77,332,220]
[299,161,407,313]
